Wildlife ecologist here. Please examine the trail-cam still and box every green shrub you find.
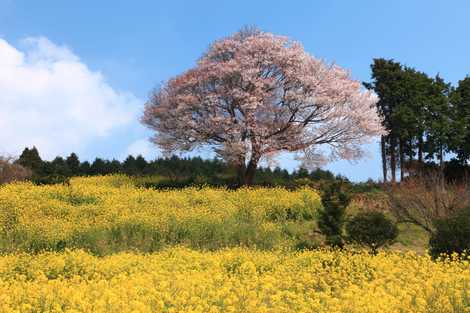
[429,207,470,258]
[346,212,398,254]
[317,182,350,248]
[294,238,319,251]
[34,175,70,185]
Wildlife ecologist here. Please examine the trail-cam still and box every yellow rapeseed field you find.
[0,176,469,312]
[0,175,321,253]
[0,248,468,313]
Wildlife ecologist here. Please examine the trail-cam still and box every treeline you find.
[15,146,350,188]
[365,59,470,183]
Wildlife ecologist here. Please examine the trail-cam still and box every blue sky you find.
[1,0,469,181]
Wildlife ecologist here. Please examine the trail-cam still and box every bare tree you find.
[387,172,470,234]
[0,156,31,185]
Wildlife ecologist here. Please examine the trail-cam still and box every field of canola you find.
[0,176,469,313]
[0,248,468,312]
[0,175,321,254]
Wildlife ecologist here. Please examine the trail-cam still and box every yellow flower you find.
[0,176,468,312]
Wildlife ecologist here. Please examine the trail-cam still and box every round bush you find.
[346,212,398,254]
[429,207,470,258]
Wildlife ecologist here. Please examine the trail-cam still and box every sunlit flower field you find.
[0,176,469,312]
[0,176,321,254]
[0,248,468,313]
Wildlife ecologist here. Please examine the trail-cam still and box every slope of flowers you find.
[0,248,468,313]
[0,175,321,254]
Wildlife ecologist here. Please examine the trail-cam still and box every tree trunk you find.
[439,145,444,171]
[408,138,414,177]
[236,163,246,187]
[244,157,259,186]
[236,156,259,186]
[399,138,405,181]
[390,136,397,184]
[418,135,424,163]
[381,136,388,183]
[408,139,414,161]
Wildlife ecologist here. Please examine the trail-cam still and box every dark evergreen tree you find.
[79,161,91,176]
[51,156,71,176]
[123,156,138,175]
[90,158,107,175]
[66,153,80,176]
[310,168,335,181]
[317,182,350,248]
[17,147,43,174]
[450,76,470,164]
[365,59,453,181]
[108,159,122,173]
[424,75,452,168]
[364,59,404,183]
[294,168,309,179]
[135,155,148,175]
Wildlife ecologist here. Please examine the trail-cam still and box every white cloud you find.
[0,37,141,159]
[125,138,158,160]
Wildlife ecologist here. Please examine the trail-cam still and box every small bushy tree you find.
[0,156,31,184]
[317,183,350,248]
[346,212,398,254]
[429,207,470,258]
[388,173,470,235]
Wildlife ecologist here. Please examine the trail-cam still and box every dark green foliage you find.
[15,146,351,188]
[66,153,80,176]
[346,212,398,254]
[123,155,138,175]
[443,159,470,183]
[317,183,350,248]
[51,157,71,177]
[294,239,319,251]
[429,207,470,259]
[449,77,470,164]
[90,158,108,175]
[17,147,43,175]
[108,159,123,173]
[424,75,452,166]
[33,175,70,185]
[364,59,460,182]
[135,155,148,174]
[79,161,91,175]
[364,59,406,182]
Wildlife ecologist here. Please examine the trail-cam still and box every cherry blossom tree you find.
[142,28,383,185]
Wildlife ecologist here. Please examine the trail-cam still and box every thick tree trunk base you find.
[236,158,259,186]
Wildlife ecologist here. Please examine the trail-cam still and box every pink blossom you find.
[142,28,383,184]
